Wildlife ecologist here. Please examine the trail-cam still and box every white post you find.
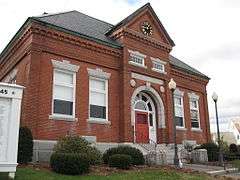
[0,83,24,178]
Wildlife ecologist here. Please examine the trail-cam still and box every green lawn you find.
[0,167,212,180]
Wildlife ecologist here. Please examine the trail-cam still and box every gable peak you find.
[106,3,175,47]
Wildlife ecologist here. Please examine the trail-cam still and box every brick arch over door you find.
[131,85,165,128]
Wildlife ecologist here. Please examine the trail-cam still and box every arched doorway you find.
[134,92,157,143]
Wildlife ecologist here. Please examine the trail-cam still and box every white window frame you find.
[151,57,167,74]
[174,89,185,129]
[49,60,79,121]
[188,92,201,131]
[128,49,147,68]
[87,68,111,124]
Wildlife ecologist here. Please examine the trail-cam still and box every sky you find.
[0,0,240,126]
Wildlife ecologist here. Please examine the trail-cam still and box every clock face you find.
[141,21,153,36]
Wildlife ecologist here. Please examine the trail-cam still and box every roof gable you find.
[106,3,175,47]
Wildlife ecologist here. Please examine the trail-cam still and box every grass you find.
[0,167,212,180]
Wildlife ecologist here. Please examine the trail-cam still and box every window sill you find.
[191,128,202,132]
[87,119,111,125]
[176,127,187,131]
[49,114,77,121]
[152,68,167,74]
[129,61,147,69]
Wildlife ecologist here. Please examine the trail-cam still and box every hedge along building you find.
[0,3,210,161]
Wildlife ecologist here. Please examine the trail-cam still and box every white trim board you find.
[131,73,164,85]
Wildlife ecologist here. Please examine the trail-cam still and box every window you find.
[174,89,185,128]
[53,70,74,116]
[151,57,166,74]
[153,62,164,72]
[128,50,146,67]
[188,93,200,129]
[87,68,111,123]
[174,97,184,127]
[50,60,79,120]
[89,78,107,120]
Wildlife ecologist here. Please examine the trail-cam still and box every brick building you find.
[0,3,210,161]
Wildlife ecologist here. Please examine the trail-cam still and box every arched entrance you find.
[131,85,165,144]
[134,92,157,143]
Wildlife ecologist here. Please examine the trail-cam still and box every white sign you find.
[0,83,24,179]
[0,98,11,162]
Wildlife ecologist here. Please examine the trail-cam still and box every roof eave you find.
[0,16,123,63]
[31,17,123,49]
[0,17,32,61]
[171,64,210,80]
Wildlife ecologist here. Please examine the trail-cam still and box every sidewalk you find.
[182,163,239,176]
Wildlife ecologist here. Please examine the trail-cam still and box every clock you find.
[141,21,153,36]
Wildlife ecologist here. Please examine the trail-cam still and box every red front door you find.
[135,111,149,143]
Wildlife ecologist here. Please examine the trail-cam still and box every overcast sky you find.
[1,0,240,124]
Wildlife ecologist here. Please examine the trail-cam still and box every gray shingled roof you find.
[32,11,122,48]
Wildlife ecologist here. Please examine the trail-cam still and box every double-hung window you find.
[188,93,200,129]
[53,70,74,116]
[88,68,111,122]
[89,78,107,120]
[51,60,79,120]
[174,89,185,128]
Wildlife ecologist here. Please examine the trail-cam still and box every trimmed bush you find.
[109,154,132,169]
[50,153,89,175]
[194,142,219,161]
[230,144,238,153]
[103,145,144,165]
[54,135,102,165]
[17,127,33,164]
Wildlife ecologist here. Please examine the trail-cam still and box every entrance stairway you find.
[132,131,185,165]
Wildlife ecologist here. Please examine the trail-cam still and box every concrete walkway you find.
[182,163,239,176]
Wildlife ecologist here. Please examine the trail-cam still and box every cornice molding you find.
[0,26,32,66]
[111,28,172,52]
[171,68,209,85]
[31,24,122,58]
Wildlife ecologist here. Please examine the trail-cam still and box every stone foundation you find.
[32,140,206,165]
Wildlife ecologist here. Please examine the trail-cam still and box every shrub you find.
[230,144,238,153]
[50,153,89,175]
[54,135,102,165]
[17,127,33,164]
[103,145,144,165]
[194,142,219,161]
[109,154,132,169]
